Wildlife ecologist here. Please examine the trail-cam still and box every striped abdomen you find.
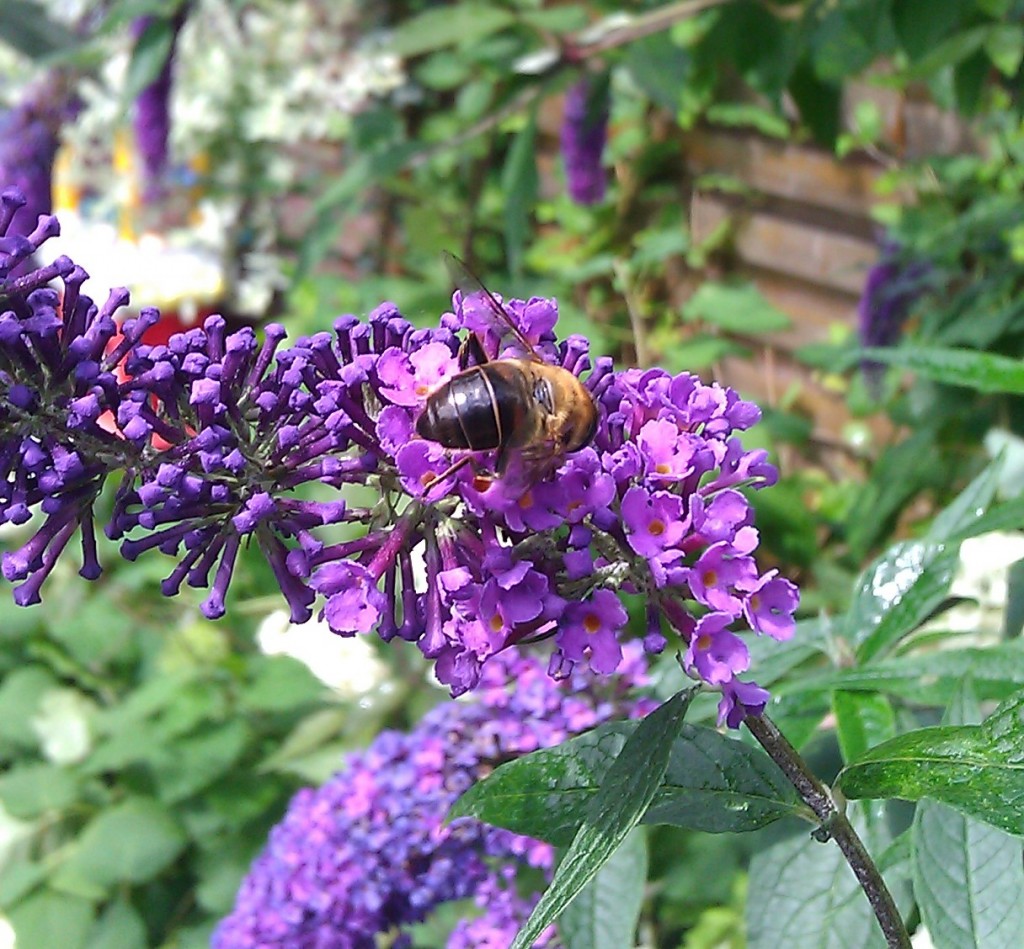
[416,362,535,452]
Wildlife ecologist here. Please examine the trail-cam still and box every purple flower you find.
[684,611,749,685]
[561,76,609,205]
[1,199,798,721]
[312,560,388,634]
[213,647,652,948]
[718,679,771,729]
[858,236,930,397]
[621,486,687,557]
[744,573,799,641]
[558,589,627,674]
[131,10,189,199]
[0,74,78,274]
[0,190,158,604]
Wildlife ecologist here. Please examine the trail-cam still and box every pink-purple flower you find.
[1,186,799,725]
[213,647,653,947]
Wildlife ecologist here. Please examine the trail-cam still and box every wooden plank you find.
[691,193,878,296]
[682,127,885,216]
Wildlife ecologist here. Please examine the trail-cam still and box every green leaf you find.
[0,666,56,750]
[85,898,148,949]
[859,346,1024,394]
[1004,558,1024,638]
[389,3,514,56]
[913,800,1024,947]
[153,719,251,802]
[747,805,896,949]
[844,428,943,559]
[903,24,990,78]
[123,16,175,102]
[944,494,1024,545]
[838,692,1024,836]
[682,282,791,334]
[654,333,747,372]
[239,657,322,712]
[985,23,1024,76]
[509,690,690,949]
[891,0,965,60]
[502,106,540,278]
[787,56,841,146]
[624,33,690,112]
[452,719,801,845]
[783,644,1024,705]
[927,459,1002,543]
[845,540,959,662]
[911,683,1024,949]
[558,828,647,949]
[833,692,897,765]
[0,862,46,912]
[51,797,187,895]
[9,890,94,949]
[0,0,78,58]
[0,764,82,819]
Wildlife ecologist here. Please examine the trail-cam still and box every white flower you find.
[0,915,14,949]
[0,801,34,874]
[30,689,95,765]
[257,610,388,697]
[952,531,1024,608]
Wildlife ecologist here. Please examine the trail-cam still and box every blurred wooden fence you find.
[681,84,973,466]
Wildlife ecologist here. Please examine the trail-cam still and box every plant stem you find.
[744,712,911,949]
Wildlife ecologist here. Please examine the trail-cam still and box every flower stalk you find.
[744,712,911,949]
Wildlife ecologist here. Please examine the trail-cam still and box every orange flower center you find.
[583,613,601,634]
[420,471,437,487]
[518,491,534,509]
[655,462,670,474]
[696,634,712,650]
[648,519,665,536]
[489,614,504,633]
[703,570,717,587]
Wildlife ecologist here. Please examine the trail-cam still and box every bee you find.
[415,254,598,481]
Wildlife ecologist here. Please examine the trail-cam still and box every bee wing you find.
[443,251,543,363]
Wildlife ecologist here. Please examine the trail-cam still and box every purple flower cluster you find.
[858,236,930,397]
[1,189,797,724]
[213,646,653,948]
[0,74,77,271]
[560,76,609,205]
[131,9,190,200]
[0,188,158,604]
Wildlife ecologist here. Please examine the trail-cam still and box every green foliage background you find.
[3,0,1024,946]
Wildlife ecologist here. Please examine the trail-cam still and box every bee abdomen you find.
[417,365,528,452]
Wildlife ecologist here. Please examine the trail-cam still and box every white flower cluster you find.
[173,0,405,147]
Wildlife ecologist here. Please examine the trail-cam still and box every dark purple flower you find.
[0,74,78,274]
[131,10,190,200]
[1,201,798,720]
[858,236,930,397]
[561,76,609,205]
[213,646,652,948]
[0,189,157,604]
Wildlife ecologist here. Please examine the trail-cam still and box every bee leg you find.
[457,333,489,370]
[494,441,513,476]
[422,454,475,501]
